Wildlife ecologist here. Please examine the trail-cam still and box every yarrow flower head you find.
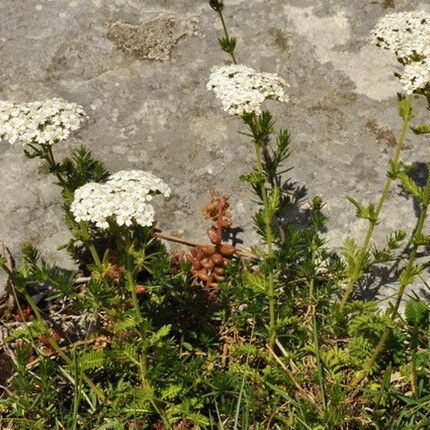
[400,58,430,94]
[70,170,171,230]
[372,11,430,95]
[0,98,87,146]
[207,64,289,116]
[371,11,430,61]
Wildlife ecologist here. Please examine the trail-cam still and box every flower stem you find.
[41,144,68,189]
[411,335,418,397]
[124,233,143,328]
[308,245,328,412]
[339,107,411,310]
[88,243,102,267]
[351,166,430,387]
[124,233,170,427]
[126,251,143,328]
[253,137,276,349]
[217,9,237,64]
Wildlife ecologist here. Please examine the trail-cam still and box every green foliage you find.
[405,299,429,328]
[343,237,369,279]
[397,95,414,122]
[411,124,430,134]
[346,196,378,224]
[397,170,424,201]
[399,263,423,286]
[2,2,430,430]
[373,230,407,263]
[61,146,109,194]
[218,36,236,54]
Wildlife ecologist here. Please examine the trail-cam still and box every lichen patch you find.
[107,15,199,61]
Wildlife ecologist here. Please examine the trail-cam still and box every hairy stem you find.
[351,167,430,387]
[339,107,411,309]
[124,233,145,341]
[123,233,168,425]
[253,138,276,349]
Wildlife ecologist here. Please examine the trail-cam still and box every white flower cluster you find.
[372,11,430,94]
[71,170,171,230]
[400,58,430,94]
[372,11,430,60]
[0,98,87,146]
[207,64,289,116]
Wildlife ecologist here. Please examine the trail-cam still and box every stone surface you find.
[1,0,430,298]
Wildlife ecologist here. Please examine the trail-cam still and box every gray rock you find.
[0,0,430,299]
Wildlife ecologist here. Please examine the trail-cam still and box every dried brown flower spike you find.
[186,193,236,296]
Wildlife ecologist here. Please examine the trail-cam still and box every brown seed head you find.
[200,245,216,256]
[201,258,215,269]
[135,285,147,295]
[211,253,224,265]
[197,270,211,282]
[207,227,221,245]
[219,244,235,257]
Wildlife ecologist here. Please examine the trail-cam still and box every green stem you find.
[87,241,113,296]
[411,341,418,397]
[312,314,327,412]
[217,9,237,64]
[215,0,276,345]
[42,144,68,189]
[123,233,169,425]
[339,107,411,310]
[351,167,430,387]
[254,138,276,349]
[309,274,328,412]
[88,243,103,267]
[124,233,143,329]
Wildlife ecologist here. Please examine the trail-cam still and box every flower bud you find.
[201,245,216,256]
[209,1,224,12]
[220,219,232,228]
[201,258,215,269]
[207,227,221,245]
[219,244,235,256]
[312,195,323,210]
[211,253,224,265]
[191,247,204,259]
